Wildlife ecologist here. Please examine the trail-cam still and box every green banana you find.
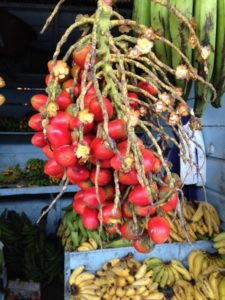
[169,0,193,98]
[211,0,225,107]
[213,232,225,242]
[133,0,150,27]
[194,0,217,116]
[150,0,171,66]
[104,238,132,248]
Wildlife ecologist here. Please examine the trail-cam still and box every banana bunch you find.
[172,279,195,300]
[165,200,221,243]
[188,249,225,281]
[93,254,165,300]
[57,208,108,252]
[69,265,99,300]
[144,257,191,289]
[213,232,225,255]
[172,268,225,300]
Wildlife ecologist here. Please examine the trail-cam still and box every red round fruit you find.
[72,192,86,215]
[86,84,96,96]
[118,170,139,185]
[141,148,157,173]
[148,217,170,244]
[31,94,48,111]
[73,44,92,69]
[153,157,162,173]
[108,119,127,141]
[90,168,112,186]
[128,92,139,109]
[133,235,152,253]
[44,159,64,177]
[71,64,80,78]
[121,201,133,219]
[105,223,121,234]
[104,185,115,201]
[159,186,179,212]
[46,125,72,148]
[82,207,99,230]
[62,79,81,97]
[54,145,77,167]
[91,157,111,169]
[67,164,90,184]
[120,220,139,240]
[82,186,106,208]
[128,185,150,206]
[89,96,114,122]
[110,148,133,171]
[133,205,156,217]
[117,138,144,152]
[42,144,54,159]
[31,131,47,148]
[138,81,157,96]
[50,111,72,129]
[162,173,182,188]
[55,90,72,110]
[69,115,94,134]
[91,138,114,160]
[29,113,43,131]
[100,203,122,224]
[83,94,96,108]
[77,179,93,190]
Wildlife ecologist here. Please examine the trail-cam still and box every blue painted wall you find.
[197,94,225,221]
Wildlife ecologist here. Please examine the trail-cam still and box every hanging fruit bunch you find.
[30,0,216,253]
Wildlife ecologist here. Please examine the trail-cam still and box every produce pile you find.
[68,237,225,300]
[0,210,63,284]
[165,200,220,242]
[133,0,225,115]
[0,159,60,187]
[30,0,218,252]
[58,199,221,252]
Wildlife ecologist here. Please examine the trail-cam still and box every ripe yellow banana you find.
[145,292,165,300]
[188,250,203,274]
[116,276,127,287]
[135,264,147,279]
[192,202,204,222]
[111,266,130,277]
[69,265,85,285]
[170,260,192,281]
[88,238,98,250]
[219,277,225,299]
[75,272,95,286]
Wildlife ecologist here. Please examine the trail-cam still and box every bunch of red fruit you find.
[29,44,180,253]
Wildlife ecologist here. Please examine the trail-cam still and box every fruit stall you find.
[0,0,225,299]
